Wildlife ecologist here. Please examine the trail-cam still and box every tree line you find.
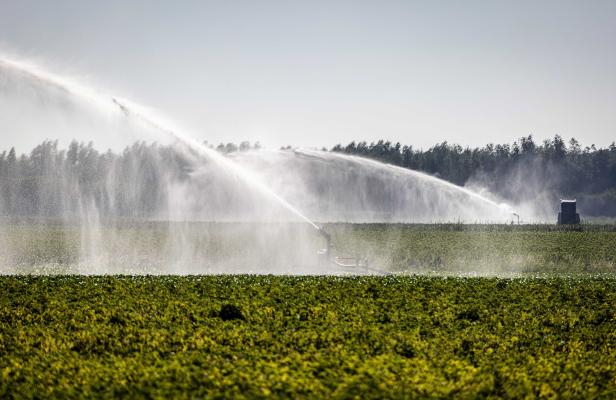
[1,135,615,218]
[331,135,616,216]
[0,141,193,218]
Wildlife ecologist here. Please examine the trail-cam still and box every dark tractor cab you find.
[558,200,580,224]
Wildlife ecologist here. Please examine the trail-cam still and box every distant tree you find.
[344,141,357,153]
[7,147,16,165]
[520,135,536,154]
[239,141,251,152]
[224,143,238,153]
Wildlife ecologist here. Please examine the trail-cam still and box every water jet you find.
[0,54,527,275]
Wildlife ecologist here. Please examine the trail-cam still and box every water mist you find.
[0,55,529,275]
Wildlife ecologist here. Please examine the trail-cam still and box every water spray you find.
[315,225,390,275]
[317,226,332,259]
[3,54,512,275]
[1,55,353,274]
[295,149,509,213]
[0,55,319,229]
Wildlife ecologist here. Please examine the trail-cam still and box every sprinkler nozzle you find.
[317,226,332,258]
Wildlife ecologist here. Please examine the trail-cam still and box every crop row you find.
[1,276,614,398]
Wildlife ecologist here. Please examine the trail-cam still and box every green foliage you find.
[1,276,614,398]
[326,224,616,275]
[1,222,615,275]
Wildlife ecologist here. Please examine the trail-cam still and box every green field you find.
[1,276,614,398]
[1,222,616,275]
[327,224,616,276]
[1,224,615,398]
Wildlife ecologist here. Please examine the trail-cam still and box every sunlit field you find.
[1,275,614,398]
[1,221,615,276]
[1,223,615,397]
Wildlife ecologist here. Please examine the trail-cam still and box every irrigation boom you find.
[317,226,391,275]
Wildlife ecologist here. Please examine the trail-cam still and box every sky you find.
[0,0,615,151]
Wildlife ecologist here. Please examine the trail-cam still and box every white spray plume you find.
[0,54,320,229]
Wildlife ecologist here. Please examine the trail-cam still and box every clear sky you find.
[1,0,615,150]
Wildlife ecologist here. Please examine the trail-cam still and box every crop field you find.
[327,224,616,276]
[1,275,614,398]
[1,221,615,275]
[1,223,615,398]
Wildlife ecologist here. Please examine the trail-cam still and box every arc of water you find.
[0,55,513,225]
[0,55,320,231]
[110,97,321,230]
[294,148,511,213]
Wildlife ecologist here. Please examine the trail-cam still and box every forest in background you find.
[0,135,615,218]
[0,140,191,218]
[330,135,616,217]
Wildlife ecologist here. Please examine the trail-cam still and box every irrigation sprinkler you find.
[317,226,389,275]
[512,212,520,224]
[317,226,332,259]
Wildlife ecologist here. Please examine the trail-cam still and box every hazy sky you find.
[1,0,615,150]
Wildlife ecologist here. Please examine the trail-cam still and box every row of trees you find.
[331,135,616,216]
[204,141,262,154]
[0,141,193,218]
[1,135,615,218]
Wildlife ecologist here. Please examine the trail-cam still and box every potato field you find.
[1,275,614,399]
